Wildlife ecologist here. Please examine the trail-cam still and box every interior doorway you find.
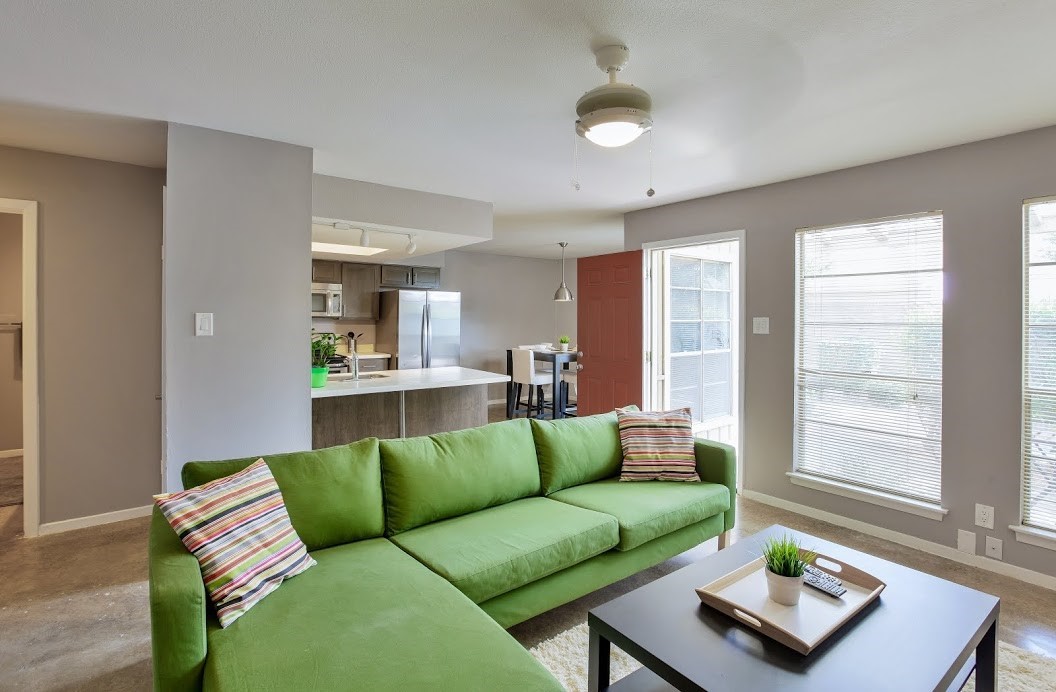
[645,233,744,459]
[0,199,39,537]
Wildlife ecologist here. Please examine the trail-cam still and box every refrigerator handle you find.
[420,305,427,369]
[424,303,432,368]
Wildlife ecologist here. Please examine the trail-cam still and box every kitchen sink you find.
[329,373,389,382]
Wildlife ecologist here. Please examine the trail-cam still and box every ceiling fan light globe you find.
[585,121,647,148]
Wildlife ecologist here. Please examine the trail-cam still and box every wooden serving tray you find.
[695,550,885,655]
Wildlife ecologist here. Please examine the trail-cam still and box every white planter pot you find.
[557,343,570,352]
[765,567,804,606]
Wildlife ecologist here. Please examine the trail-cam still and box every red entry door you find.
[577,249,644,415]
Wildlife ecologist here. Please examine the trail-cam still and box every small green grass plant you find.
[761,535,816,578]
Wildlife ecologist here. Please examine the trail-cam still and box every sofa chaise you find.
[149,410,736,691]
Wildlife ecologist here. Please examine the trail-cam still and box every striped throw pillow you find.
[617,408,699,482]
[154,459,316,628]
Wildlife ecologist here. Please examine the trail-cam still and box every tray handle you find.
[806,551,886,591]
[694,588,812,655]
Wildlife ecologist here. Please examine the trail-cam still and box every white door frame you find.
[0,198,40,537]
[642,230,746,490]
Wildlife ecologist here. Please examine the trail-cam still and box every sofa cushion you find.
[390,497,619,603]
[203,538,562,692]
[548,479,730,551]
[530,411,625,494]
[155,459,316,628]
[180,438,384,551]
[380,419,541,534]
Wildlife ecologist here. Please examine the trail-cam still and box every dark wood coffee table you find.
[588,524,999,691]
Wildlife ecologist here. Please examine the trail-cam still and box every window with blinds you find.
[794,212,944,504]
[1022,198,1056,532]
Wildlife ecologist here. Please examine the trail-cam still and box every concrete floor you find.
[1,426,1054,688]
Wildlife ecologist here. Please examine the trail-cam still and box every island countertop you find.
[311,366,510,399]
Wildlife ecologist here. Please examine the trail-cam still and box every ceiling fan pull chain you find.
[571,127,581,191]
[646,129,655,197]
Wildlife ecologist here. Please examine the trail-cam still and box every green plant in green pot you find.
[761,535,816,606]
[310,332,343,388]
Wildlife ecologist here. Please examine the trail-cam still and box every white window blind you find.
[794,212,944,504]
[1022,198,1056,531]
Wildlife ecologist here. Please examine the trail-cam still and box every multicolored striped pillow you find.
[153,459,316,628]
[617,408,700,482]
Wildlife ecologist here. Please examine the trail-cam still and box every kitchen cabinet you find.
[379,265,413,287]
[342,263,381,321]
[379,264,442,289]
[357,358,388,373]
[411,266,441,289]
[312,260,342,284]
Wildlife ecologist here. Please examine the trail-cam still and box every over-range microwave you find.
[311,283,343,317]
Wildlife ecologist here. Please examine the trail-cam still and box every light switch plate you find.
[957,529,976,554]
[974,503,994,530]
[194,312,214,337]
[985,536,1003,560]
[752,317,770,335]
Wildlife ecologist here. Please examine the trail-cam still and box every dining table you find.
[505,348,579,419]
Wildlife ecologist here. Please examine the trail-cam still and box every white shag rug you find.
[528,622,1056,692]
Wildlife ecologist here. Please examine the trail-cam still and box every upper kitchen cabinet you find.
[342,263,381,321]
[411,266,441,289]
[379,265,412,288]
[379,264,442,289]
[312,259,342,284]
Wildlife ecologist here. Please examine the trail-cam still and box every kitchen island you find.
[311,366,510,447]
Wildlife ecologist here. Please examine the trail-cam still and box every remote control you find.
[803,568,847,598]
[804,563,842,586]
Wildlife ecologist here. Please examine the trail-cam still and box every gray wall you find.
[0,213,22,451]
[626,125,1056,578]
[164,125,313,491]
[0,145,163,522]
[441,251,577,400]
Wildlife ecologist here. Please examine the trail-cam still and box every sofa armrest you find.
[149,507,208,692]
[694,439,736,532]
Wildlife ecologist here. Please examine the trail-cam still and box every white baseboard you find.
[740,489,1056,592]
[487,398,507,406]
[37,504,153,536]
[0,448,23,459]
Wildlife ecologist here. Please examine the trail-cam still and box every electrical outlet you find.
[752,317,770,335]
[975,503,995,530]
[985,536,1003,561]
[957,529,976,554]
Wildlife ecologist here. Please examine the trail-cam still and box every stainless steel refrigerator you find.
[377,290,461,369]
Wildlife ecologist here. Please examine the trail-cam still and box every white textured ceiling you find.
[2,1,1056,259]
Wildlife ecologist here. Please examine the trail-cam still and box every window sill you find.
[787,472,948,521]
[1010,524,1056,552]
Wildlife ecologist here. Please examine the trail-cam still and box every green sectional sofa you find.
[149,411,736,691]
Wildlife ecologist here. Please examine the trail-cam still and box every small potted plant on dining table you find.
[310,332,344,388]
[761,535,816,606]
[557,335,572,352]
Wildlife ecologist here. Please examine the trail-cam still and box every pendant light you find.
[554,242,573,302]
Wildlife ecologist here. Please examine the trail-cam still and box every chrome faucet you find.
[348,337,360,381]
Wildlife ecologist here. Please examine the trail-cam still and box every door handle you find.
[576,363,584,372]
